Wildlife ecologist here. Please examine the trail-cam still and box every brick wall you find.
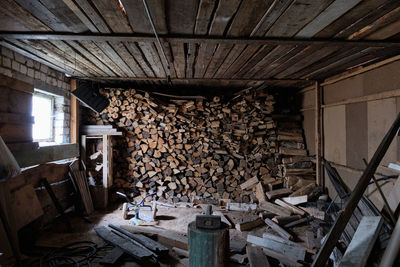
[0,46,71,143]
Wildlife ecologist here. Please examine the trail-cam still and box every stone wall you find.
[0,46,71,143]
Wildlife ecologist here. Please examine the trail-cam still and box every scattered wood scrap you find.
[264,218,293,240]
[236,217,264,232]
[94,227,153,260]
[247,235,305,262]
[247,245,270,267]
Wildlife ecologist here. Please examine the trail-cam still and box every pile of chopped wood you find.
[86,88,315,203]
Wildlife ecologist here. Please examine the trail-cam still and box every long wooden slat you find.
[67,40,116,76]
[73,0,110,33]
[37,0,89,33]
[204,43,233,78]
[348,6,400,40]
[296,0,363,38]
[251,0,294,37]
[208,0,241,36]
[3,33,400,48]
[339,216,383,267]
[258,46,307,79]
[111,41,145,77]
[314,0,389,38]
[95,41,135,76]
[234,45,275,78]
[138,42,166,78]
[333,1,400,39]
[122,0,167,34]
[221,45,261,78]
[246,45,294,78]
[5,39,85,76]
[213,44,247,78]
[171,42,186,78]
[194,0,217,35]
[185,43,196,78]
[312,113,400,266]
[14,0,71,31]
[13,144,79,168]
[275,46,339,79]
[227,0,274,37]
[49,40,106,76]
[28,40,95,76]
[265,0,334,37]
[167,0,199,34]
[79,40,125,77]
[124,42,155,77]
[62,0,98,32]
[0,0,50,31]
[91,0,132,33]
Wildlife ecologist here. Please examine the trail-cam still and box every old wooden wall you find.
[300,59,400,209]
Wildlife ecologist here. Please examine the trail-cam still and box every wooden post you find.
[103,135,109,207]
[315,81,323,186]
[70,79,79,144]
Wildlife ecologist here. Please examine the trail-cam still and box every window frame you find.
[32,91,55,143]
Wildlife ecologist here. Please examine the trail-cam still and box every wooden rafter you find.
[1,32,400,48]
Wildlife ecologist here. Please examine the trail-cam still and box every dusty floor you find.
[30,203,317,266]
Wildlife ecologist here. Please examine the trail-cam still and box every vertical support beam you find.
[70,79,79,143]
[315,81,323,186]
[102,135,109,207]
[107,136,113,190]
[81,134,87,165]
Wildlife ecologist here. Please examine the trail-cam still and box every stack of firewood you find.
[86,88,315,203]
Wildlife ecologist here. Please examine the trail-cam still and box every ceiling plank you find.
[110,41,146,77]
[193,42,215,78]
[37,0,89,33]
[62,0,99,32]
[227,0,274,37]
[2,33,400,47]
[79,40,125,76]
[5,39,85,76]
[234,45,275,78]
[194,0,217,35]
[121,0,167,34]
[185,43,197,78]
[14,0,71,31]
[49,40,106,76]
[221,45,261,78]
[137,42,166,78]
[0,0,50,31]
[95,41,136,76]
[334,1,400,39]
[265,0,334,37]
[208,0,241,36]
[0,40,71,74]
[66,40,116,77]
[251,0,294,37]
[91,0,133,33]
[295,0,363,38]
[168,0,199,34]
[214,44,246,78]
[73,0,110,33]
[124,42,155,77]
[246,45,295,78]
[171,42,186,78]
[314,0,390,38]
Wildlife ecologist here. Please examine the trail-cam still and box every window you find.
[32,92,54,142]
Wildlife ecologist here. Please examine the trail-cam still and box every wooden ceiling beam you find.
[1,32,400,48]
[78,77,314,83]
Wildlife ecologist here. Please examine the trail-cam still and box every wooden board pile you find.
[87,88,315,203]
